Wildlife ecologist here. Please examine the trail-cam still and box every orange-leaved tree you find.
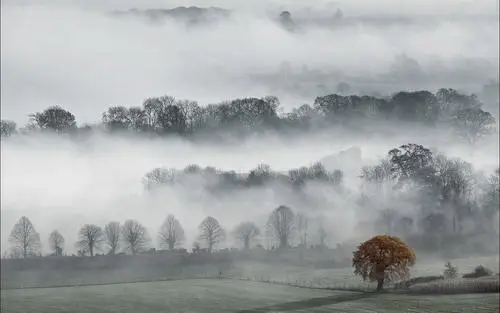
[352,235,416,291]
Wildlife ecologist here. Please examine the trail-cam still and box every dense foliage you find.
[352,235,416,291]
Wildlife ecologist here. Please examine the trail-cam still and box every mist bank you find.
[1,2,498,124]
[2,139,499,259]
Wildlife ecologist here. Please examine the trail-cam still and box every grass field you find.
[1,279,498,313]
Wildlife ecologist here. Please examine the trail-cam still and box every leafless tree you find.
[268,205,295,249]
[296,213,309,247]
[233,221,260,250]
[104,221,121,255]
[198,216,225,253]
[121,220,151,255]
[317,225,328,247]
[77,224,104,257]
[8,216,41,258]
[48,230,65,256]
[158,214,185,250]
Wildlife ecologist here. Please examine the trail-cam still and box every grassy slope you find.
[2,279,499,313]
[232,255,500,289]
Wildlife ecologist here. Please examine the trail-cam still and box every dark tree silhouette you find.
[104,221,121,255]
[77,224,104,257]
[198,216,225,253]
[8,216,41,258]
[0,120,17,137]
[158,214,185,250]
[29,106,76,132]
[268,205,295,249]
[233,221,260,250]
[453,107,496,145]
[121,220,151,255]
[48,230,65,256]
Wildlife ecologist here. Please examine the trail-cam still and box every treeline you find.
[1,88,497,144]
[5,206,309,259]
[143,162,344,192]
[5,143,499,260]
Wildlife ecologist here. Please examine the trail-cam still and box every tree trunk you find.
[376,278,384,292]
[244,238,250,250]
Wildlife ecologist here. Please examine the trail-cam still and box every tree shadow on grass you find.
[238,292,378,313]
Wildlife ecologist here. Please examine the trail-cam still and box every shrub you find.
[443,261,458,279]
[463,265,493,278]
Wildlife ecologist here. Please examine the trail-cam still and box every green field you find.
[1,279,499,313]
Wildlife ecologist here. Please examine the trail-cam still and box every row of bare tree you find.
[6,206,316,259]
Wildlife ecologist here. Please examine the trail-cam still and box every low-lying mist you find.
[1,124,498,256]
[1,0,498,125]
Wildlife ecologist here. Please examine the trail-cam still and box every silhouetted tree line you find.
[5,143,498,261]
[1,89,496,145]
[143,162,343,193]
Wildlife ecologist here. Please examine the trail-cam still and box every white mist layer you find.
[1,1,499,125]
[1,129,498,254]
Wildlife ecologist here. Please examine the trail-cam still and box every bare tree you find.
[233,221,260,250]
[121,220,151,255]
[158,214,185,250]
[317,225,328,247]
[296,213,309,247]
[48,230,65,256]
[8,216,41,258]
[104,221,121,255]
[268,205,295,249]
[453,107,496,145]
[198,216,225,253]
[77,224,104,257]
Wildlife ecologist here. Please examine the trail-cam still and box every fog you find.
[1,128,498,255]
[1,0,498,125]
[1,1,499,257]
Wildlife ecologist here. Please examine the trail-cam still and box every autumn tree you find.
[198,216,225,253]
[352,235,416,291]
[233,221,260,250]
[104,221,121,255]
[77,224,104,257]
[8,216,41,258]
[121,220,151,255]
[268,205,295,249]
[48,230,65,256]
[158,214,185,250]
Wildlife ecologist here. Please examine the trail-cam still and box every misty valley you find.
[1,1,499,313]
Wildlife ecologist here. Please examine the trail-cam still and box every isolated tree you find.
[104,221,121,255]
[336,82,351,95]
[29,106,77,132]
[352,235,416,291]
[0,120,17,137]
[233,221,260,250]
[77,224,104,257]
[121,220,151,255]
[48,230,65,256]
[268,205,295,249]
[158,214,185,250]
[453,107,496,145]
[8,216,41,258]
[198,216,225,253]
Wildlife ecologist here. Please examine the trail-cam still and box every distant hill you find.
[107,6,231,25]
